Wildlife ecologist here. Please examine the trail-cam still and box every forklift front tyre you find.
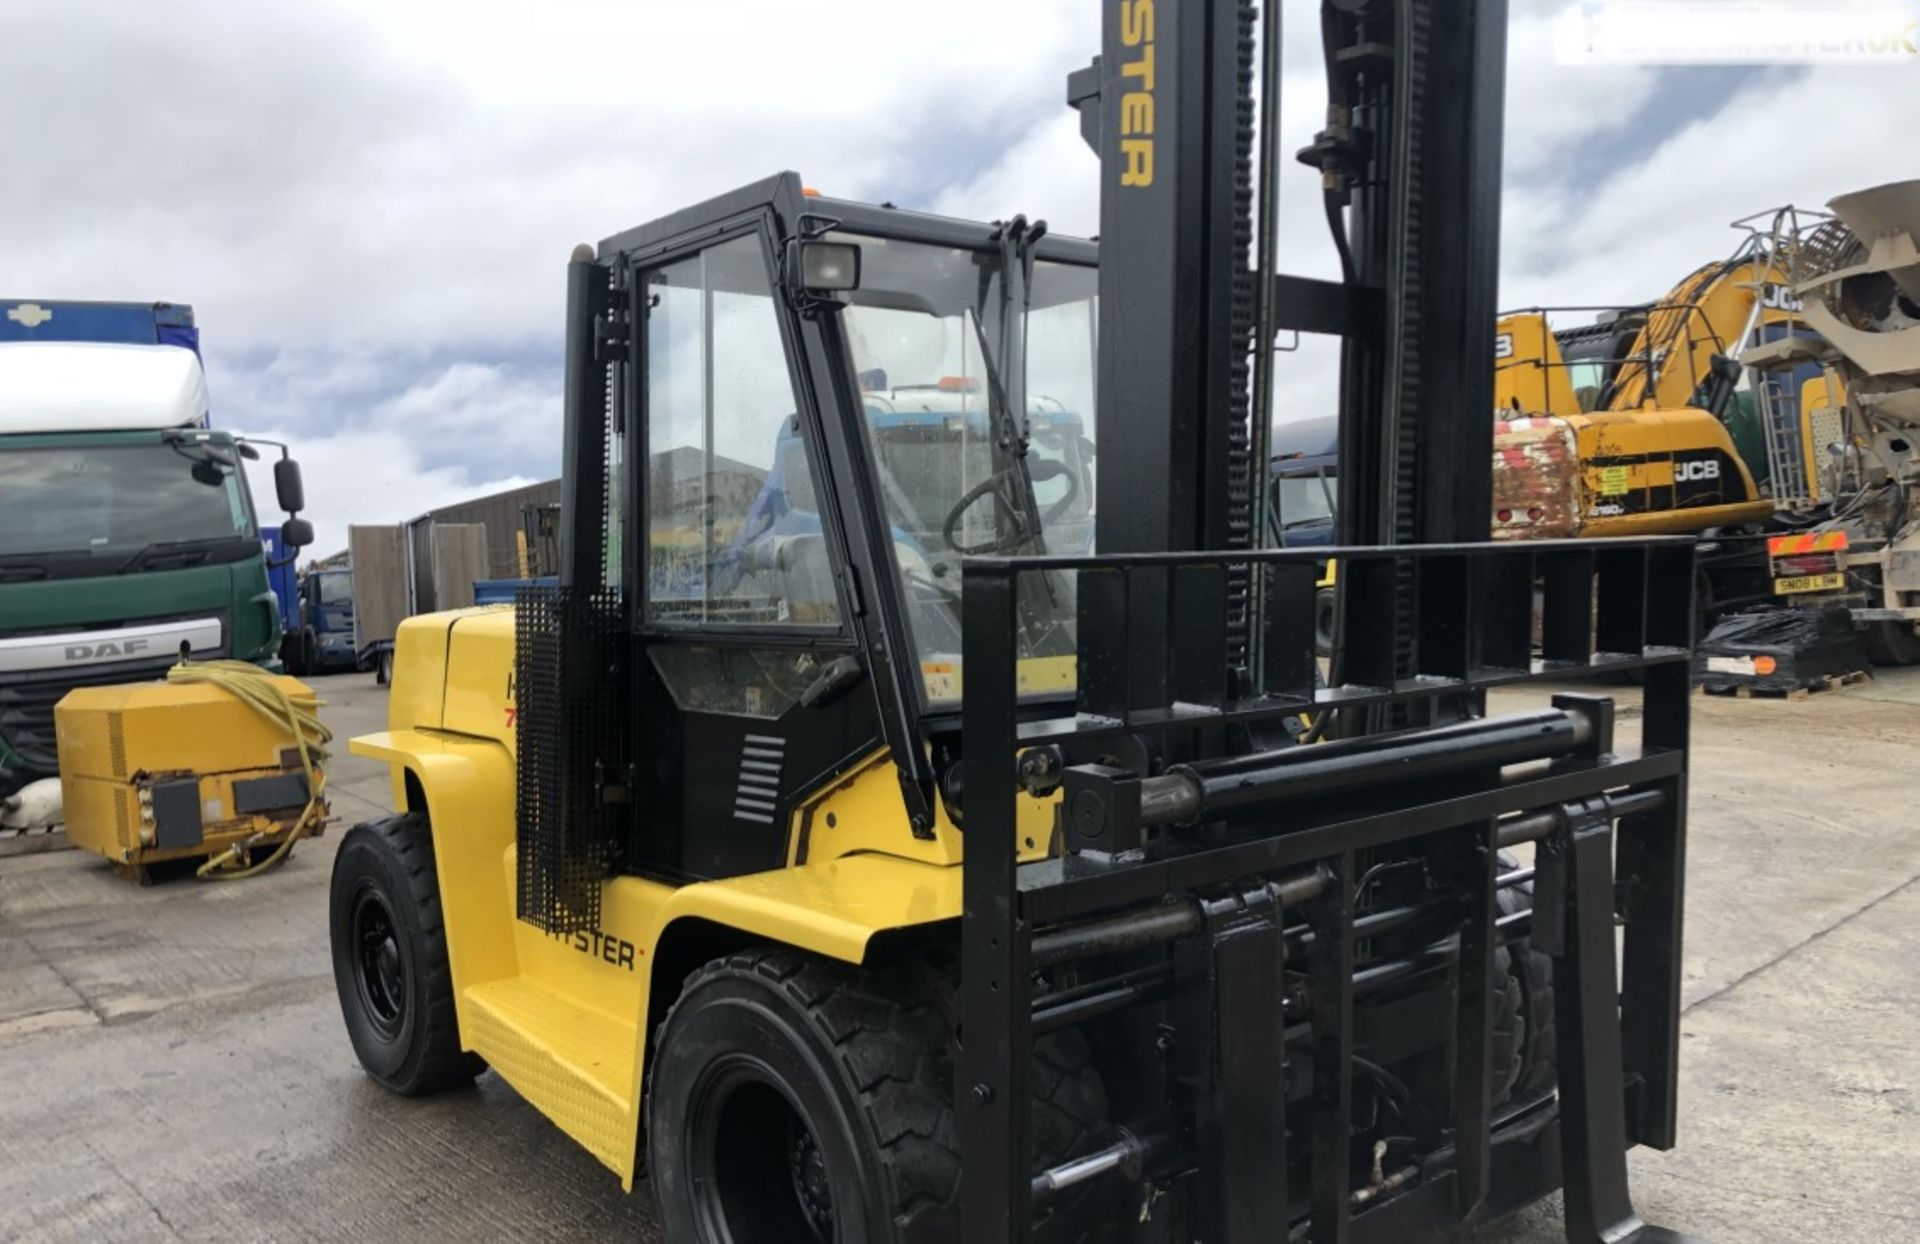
[1314,587,1337,658]
[1496,853,1558,1102]
[647,947,1110,1243]
[328,813,483,1096]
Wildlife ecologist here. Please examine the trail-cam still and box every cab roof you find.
[0,341,210,433]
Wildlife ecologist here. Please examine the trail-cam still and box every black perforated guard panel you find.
[514,586,625,933]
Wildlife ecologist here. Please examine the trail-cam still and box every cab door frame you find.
[608,184,931,878]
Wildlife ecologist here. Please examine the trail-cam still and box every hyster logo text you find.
[65,638,150,662]
[548,926,639,971]
[1119,0,1155,187]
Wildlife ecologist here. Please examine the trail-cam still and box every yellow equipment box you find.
[57,675,327,880]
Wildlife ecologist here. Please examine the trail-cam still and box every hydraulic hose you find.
[165,659,331,879]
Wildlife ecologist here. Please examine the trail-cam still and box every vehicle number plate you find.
[1772,572,1845,595]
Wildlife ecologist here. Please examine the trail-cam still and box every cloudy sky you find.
[4,0,1909,554]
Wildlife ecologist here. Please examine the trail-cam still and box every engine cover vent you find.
[734,734,785,826]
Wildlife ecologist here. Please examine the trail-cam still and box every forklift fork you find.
[1538,798,1702,1244]
[957,540,1704,1243]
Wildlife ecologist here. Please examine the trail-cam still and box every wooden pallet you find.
[1700,670,1872,701]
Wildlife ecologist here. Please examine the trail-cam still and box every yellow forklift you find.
[329,2,1703,1240]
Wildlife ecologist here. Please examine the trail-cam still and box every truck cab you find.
[1268,415,1339,549]
[297,568,359,674]
[0,299,310,796]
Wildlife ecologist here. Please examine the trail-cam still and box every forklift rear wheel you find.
[1864,620,1920,667]
[329,814,483,1096]
[647,946,1109,1243]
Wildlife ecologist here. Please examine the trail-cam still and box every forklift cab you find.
[597,174,1099,879]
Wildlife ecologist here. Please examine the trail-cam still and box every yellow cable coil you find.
[164,660,332,879]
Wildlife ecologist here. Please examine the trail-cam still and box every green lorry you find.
[0,299,312,801]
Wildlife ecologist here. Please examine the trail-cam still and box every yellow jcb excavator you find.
[1490,251,1814,537]
[1489,221,1837,616]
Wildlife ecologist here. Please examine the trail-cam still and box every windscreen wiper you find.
[0,559,49,583]
[116,538,217,575]
[967,214,1052,557]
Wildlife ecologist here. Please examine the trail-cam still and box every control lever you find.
[798,655,864,709]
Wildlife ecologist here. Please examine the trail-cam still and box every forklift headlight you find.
[790,240,862,294]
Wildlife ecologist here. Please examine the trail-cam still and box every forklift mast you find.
[1064,0,1510,744]
[1074,0,1506,607]
[952,2,1699,1241]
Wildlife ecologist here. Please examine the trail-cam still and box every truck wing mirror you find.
[280,517,315,550]
[274,457,307,514]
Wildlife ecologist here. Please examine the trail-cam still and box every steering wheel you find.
[940,459,1075,556]
[1034,457,1080,524]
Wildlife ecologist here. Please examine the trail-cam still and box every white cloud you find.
[235,422,539,561]
[229,358,556,555]
[932,113,1100,238]
[1,0,1094,353]
[934,0,1681,433]
[374,362,562,472]
[1501,64,1917,308]
[6,0,1900,543]
[1504,2,1662,172]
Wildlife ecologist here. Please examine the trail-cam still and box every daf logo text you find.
[65,638,150,662]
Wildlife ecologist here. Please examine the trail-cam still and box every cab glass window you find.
[643,234,840,627]
[834,234,1097,705]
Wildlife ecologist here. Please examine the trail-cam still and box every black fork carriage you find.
[957,538,1700,1244]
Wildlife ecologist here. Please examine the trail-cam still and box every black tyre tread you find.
[652,945,1108,1241]
[340,814,483,1095]
[1497,853,1557,1100]
[1864,620,1920,667]
[1488,942,1526,1103]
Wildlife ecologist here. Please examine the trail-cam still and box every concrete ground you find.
[2,669,1917,1241]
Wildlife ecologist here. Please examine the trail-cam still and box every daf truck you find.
[0,299,313,799]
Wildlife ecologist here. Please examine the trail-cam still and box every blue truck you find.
[0,299,313,798]
[264,524,301,641]
[1267,417,1340,655]
[262,533,359,678]
[1267,415,1339,548]
[263,532,358,676]
[295,568,359,674]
